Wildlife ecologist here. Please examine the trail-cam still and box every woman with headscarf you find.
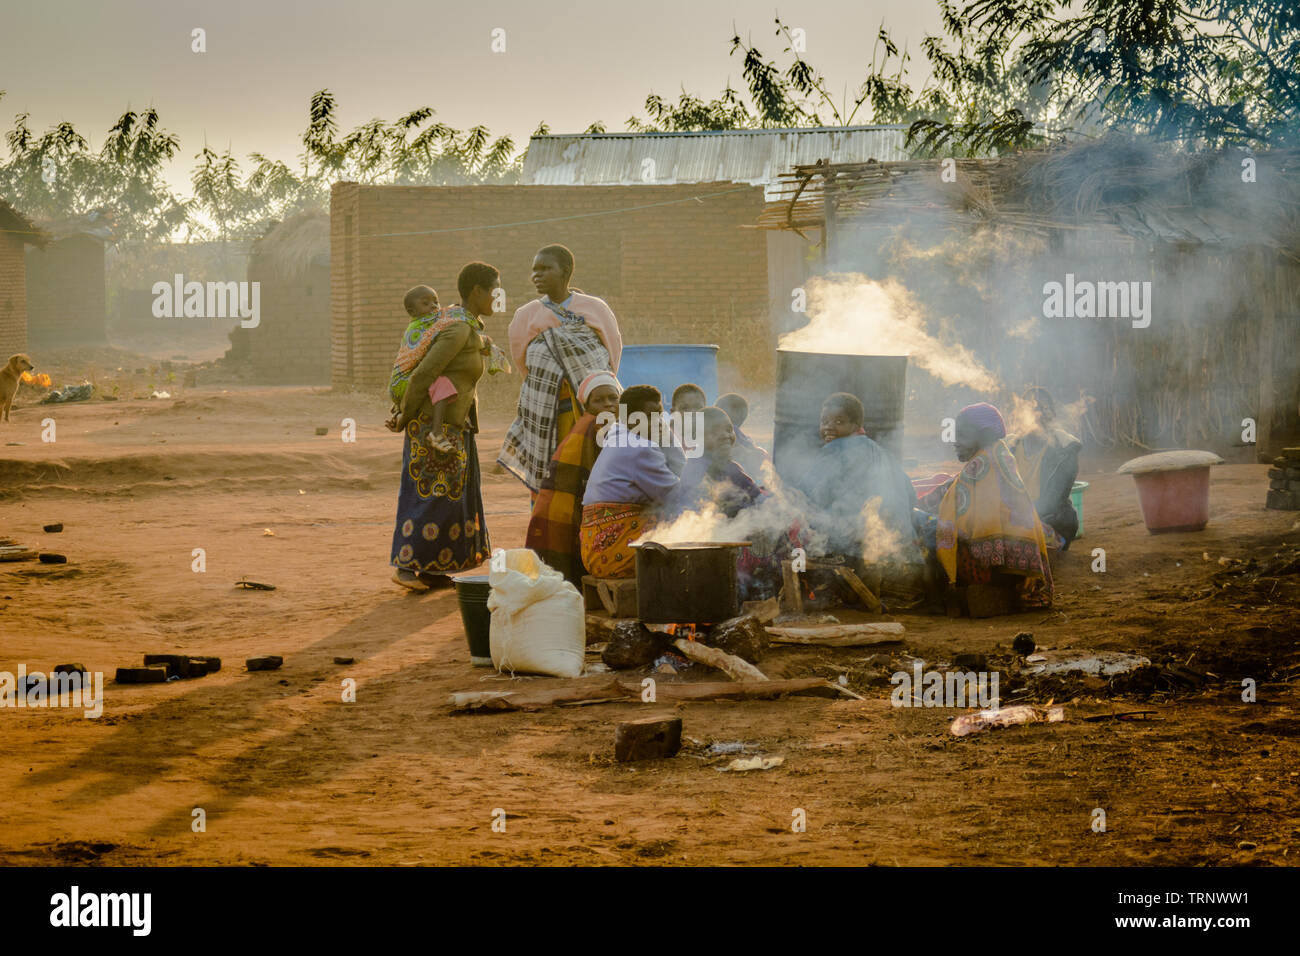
[579,385,679,579]
[917,402,1053,607]
[498,244,623,498]
[1008,386,1081,548]
[525,370,622,586]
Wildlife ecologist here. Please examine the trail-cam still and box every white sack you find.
[486,548,585,678]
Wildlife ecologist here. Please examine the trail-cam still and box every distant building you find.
[0,198,49,357]
[331,127,912,392]
[25,210,114,349]
[520,127,911,192]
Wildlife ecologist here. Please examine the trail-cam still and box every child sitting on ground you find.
[662,382,707,474]
[386,284,506,452]
[716,392,771,483]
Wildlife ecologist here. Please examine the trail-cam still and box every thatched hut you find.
[758,141,1300,458]
[228,210,330,384]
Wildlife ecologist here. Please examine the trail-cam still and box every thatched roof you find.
[0,198,50,247]
[759,139,1300,256]
[254,210,329,279]
[38,208,115,243]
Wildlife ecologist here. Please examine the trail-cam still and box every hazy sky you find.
[2,0,944,195]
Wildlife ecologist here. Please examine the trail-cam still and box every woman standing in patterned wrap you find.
[498,244,622,498]
[388,262,500,591]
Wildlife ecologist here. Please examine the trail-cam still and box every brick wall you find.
[329,183,773,397]
[26,237,107,348]
[0,234,26,358]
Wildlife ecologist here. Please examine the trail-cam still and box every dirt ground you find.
[1,379,1297,867]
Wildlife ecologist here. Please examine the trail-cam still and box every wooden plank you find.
[768,622,904,646]
[618,677,858,701]
[448,677,628,713]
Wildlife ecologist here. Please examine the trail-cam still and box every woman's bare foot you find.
[392,568,430,591]
[417,572,455,590]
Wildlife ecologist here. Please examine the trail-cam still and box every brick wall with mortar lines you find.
[0,234,27,357]
[330,182,773,401]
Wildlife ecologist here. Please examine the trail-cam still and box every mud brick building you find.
[329,128,912,396]
[0,199,48,358]
[329,181,771,395]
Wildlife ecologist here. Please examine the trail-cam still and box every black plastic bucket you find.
[453,575,493,666]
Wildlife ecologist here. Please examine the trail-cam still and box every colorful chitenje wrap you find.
[526,413,604,586]
[934,438,1053,606]
[388,306,480,406]
[525,370,622,585]
[579,502,656,578]
[389,308,490,575]
[498,298,610,493]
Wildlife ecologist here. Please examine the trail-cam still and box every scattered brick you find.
[615,715,683,762]
[115,666,168,684]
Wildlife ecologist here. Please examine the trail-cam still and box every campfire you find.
[664,622,701,641]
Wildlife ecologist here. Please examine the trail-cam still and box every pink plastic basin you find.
[1131,466,1211,534]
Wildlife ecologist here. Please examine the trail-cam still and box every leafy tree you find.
[0,92,189,241]
[984,0,1296,146]
[628,17,922,132]
[187,90,525,239]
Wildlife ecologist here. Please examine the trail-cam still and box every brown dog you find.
[2,353,34,422]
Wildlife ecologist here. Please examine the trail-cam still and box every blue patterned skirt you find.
[390,413,490,574]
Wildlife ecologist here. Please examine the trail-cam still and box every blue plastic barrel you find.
[616,345,719,406]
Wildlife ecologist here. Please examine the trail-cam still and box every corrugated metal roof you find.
[521,127,911,195]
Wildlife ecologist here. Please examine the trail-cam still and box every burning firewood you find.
[780,561,804,614]
[671,637,768,682]
[834,567,883,613]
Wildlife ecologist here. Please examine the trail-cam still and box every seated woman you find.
[579,385,679,578]
[1008,386,1081,549]
[801,393,918,561]
[525,371,622,587]
[670,406,762,516]
[917,402,1053,607]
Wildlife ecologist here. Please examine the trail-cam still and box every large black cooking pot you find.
[633,541,750,624]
